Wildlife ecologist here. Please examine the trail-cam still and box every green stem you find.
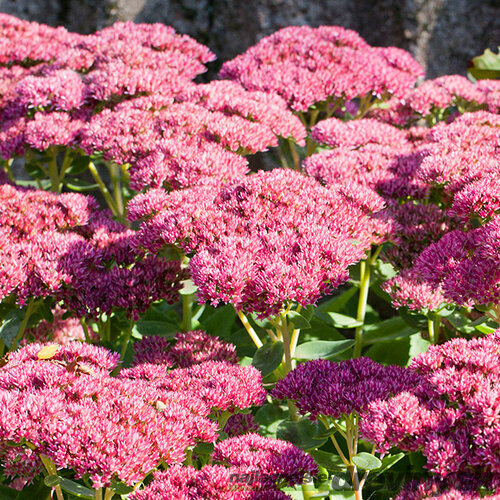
[182,293,194,332]
[48,147,61,192]
[80,318,91,344]
[279,312,299,420]
[353,260,371,358]
[10,299,41,352]
[236,310,263,348]
[280,312,293,376]
[103,487,114,500]
[301,482,316,499]
[95,488,103,500]
[109,163,124,214]
[318,417,349,466]
[277,144,292,169]
[88,162,126,224]
[288,140,301,171]
[40,454,64,500]
[428,316,441,344]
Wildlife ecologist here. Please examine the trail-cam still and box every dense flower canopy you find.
[129,169,384,316]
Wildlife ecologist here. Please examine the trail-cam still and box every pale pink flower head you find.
[404,75,487,117]
[477,79,500,114]
[220,25,422,111]
[213,433,318,486]
[311,117,410,149]
[122,361,266,413]
[132,330,237,367]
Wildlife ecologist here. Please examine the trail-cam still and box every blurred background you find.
[0,0,498,78]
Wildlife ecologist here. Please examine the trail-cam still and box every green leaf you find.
[110,481,134,495]
[373,452,405,477]
[276,418,327,450]
[476,324,496,334]
[447,311,478,335]
[0,483,20,499]
[408,333,430,362]
[200,305,236,338]
[468,68,500,80]
[351,452,382,470]
[287,310,311,329]
[363,317,417,345]
[317,287,358,315]
[0,309,24,347]
[255,403,286,426]
[134,320,178,337]
[65,156,91,176]
[309,450,346,471]
[252,341,284,377]
[326,312,362,328]
[293,340,354,360]
[63,178,99,191]
[471,47,500,70]
[399,308,428,330]
[193,442,215,455]
[59,478,95,499]
[44,476,61,488]
[25,161,46,180]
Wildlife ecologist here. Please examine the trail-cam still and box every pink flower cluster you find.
[121,360,266,414]
[0,183,183,318]
[272,357,416,419]
[80,84,305,191]
[132,330,238,367]
[130,465,295,500]
[0,338,274,489]
[361,333,500,489]
[369,75,500,125]
[220,26,424,111]
[131,433,316,499]
[129,169,384,316]
[0,14,215,159]
[395,478,500,500]
[0,14,306,195]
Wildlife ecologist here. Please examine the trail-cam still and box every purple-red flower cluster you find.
[0,183,183,318]
[272,357,416,419]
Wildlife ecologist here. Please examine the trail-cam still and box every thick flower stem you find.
[104,488,115,500]
[40,454,64,500]
[88,162,127,224]
[10,299,41,352]
[288,139,301,170]
[428,317,441,344]
[182,292,194,332]
[236,310,263,348]
[353,260,370,358]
